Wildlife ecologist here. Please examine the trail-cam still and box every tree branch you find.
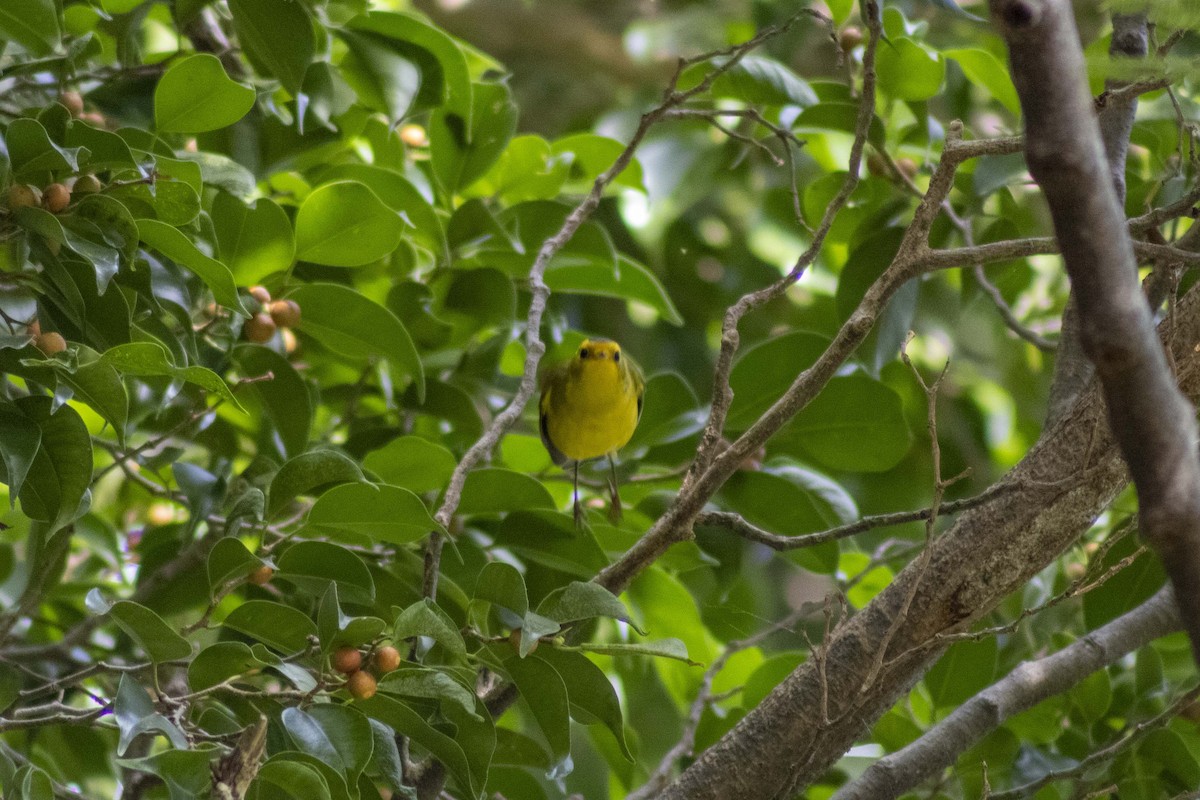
[832,587,1180,800]
[993,0,1200,663]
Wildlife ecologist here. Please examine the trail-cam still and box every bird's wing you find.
[539,366,569,466]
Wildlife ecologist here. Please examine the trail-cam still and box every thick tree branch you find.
[993,0,1200,663]
[1045,11,1148,427]
[832,587,1181,800]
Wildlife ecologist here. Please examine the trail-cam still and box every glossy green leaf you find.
[346,11,473,120]
[378,667,476,718]
[726,332,829,430]
[114,674,189,755]
[136,219,244,311]
[925,637,997,708]
[877,38,945,101]
[337,30,422,125]
[7,118,80,175]
[294,181,404,267]
[228,0,314,93]
[306,483,442,545]
[269,450,367,517]
[11,397,91,530]
[459,467,555,515]
[494,648,572,768]
[107,600,192,663]
[473,561,529,617]
[387,595,460,650]
[551,133,644,191]
[777,374,912,472]
[536,646,633,761]
[356,695,477,794]
[188,641,274,692]
[362,436,455,495]
[100,341,241,408]
[793,103,886,149]
[545,255,684,326]
[232,345,312,458]
[578,638,699,665]
[206,536,262,592]
[429,81,518,193]
[947,48,1021,116]
[1084,532,1166,630]
[288,283,424,400]
[711,55,818,107]
[317,164,445,256]
[538,582,641,633]
[222,599,319,653]
[256,758,333,800]
[155,54,256,133]
[0,0,60,55]
[0,401,42,505]
[276,540,375,605]
[212,193,296,283]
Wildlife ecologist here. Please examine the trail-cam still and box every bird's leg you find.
[607,454,622,523]
[573,461,583,527]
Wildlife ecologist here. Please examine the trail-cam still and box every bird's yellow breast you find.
[543,358,640,462]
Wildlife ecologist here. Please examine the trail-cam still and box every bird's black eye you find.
[579,347,589,359]
[613,352,620,363]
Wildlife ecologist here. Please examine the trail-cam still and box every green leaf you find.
[393,599,467,657]
[212,192,296,283]
[378,667,477,718]
[7,118,81,176]
[538,582,642,633]
[472,134,568,203]
[15,206,121,292]
[283,707,347,773]
[473,561,529,616]
[346,11,473,120]
[1084,532,1166,630]
[0,0,60,56]
[154,54,256,133]
[337,30,422,126]
[793,103,886,149]
[551,133,644,191]
[356,695,477,795]
[877,38,945,102]
[0,401,42,506]
[294,181,405,267]
[104,600,193,663]
[719,464,855,575]
[136,219,244,311]
[100,341,241,409]
[52,353,128,446]
[490,511,609,578]
[228,0,314,93]
[117,747,223,800]
[306,483,443,545]
[778,374,912,472]
[429,81,517,193]
[276,540,376,606]
[946,48,1021,116]
[114,674,189,755]
[188,641,273,691]
[459,468,555,515]
[257,757,333,800]
[627,371,704,450]
[536,646,633,761]
[711,55,819,107]
[363,436,455,495]
[288,283,425,401]
[206,536,261,592]
[317,164,445,256]
[232,345,312,458]
[12,397,92,531]
[577,638,700,665]
[925,636,997,708]
[222,599,319,653]
[283,705,374,783]
[544,255,684,326]
[493,648,572,770]
[269,450,366,517]
[726,332,829,430]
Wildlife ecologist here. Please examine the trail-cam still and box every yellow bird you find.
[539,338,644,526]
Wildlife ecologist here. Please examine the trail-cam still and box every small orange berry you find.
[346,670,377,700]
[268,299,301,328]
[34,332,67,355]
[244,313,277,343]
[248,565,274,586]
[332,646,363,674]
[248,286,271,305]
[373,646,402,674]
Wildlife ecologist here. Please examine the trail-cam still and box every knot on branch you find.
[993,0,1041,29]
